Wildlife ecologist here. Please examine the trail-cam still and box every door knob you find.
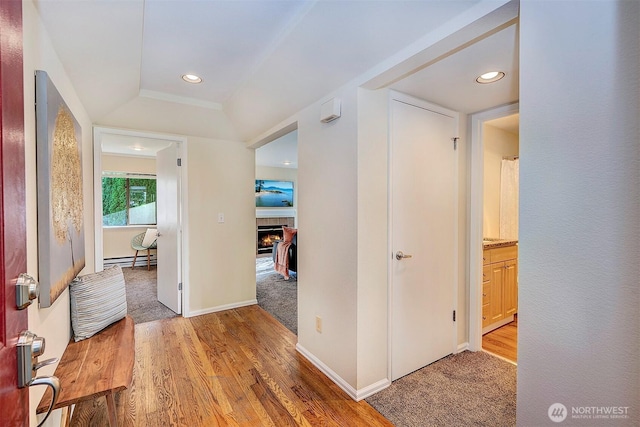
[17,331,60,427]
[395,251,413,260]
[16,273,39,309]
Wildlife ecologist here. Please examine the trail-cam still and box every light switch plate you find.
[218,213,224,223]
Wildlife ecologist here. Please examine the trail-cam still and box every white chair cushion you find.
[141,228,157,247]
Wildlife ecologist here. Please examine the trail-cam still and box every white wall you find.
[102,154,157,259]
[297,86,359,388]
[23,1,94,425]
[185,137,256,314]
[482,124,518,238]
[518,1,639,425]
[356,88,390,390]
[102,153,156,174]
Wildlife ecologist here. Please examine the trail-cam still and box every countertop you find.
[483,239,518,249]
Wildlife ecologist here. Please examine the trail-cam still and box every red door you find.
[0,0,29,425]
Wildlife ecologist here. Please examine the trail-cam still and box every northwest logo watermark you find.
[548,403,630,422]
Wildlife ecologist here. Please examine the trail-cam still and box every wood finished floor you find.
[70,305,392,426]
[482,316,518,363]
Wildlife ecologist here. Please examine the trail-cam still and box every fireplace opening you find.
[256,217,294,255]
[257,226,284,254]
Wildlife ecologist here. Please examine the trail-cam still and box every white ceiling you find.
[256,130,298,169]
[101,133,173,158]
[33,0,518,146]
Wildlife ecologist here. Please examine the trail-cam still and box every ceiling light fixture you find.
[181,74,202,84]
[476,71,505,84]
[282,161,292,166]
[130,146,145,151]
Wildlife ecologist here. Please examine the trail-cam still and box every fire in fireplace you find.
[257,225,284,254]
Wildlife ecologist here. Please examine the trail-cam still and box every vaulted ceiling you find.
[33,0,518,143]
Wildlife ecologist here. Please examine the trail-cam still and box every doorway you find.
[469,104,519,359]
[93,127,187,320]
[254,127,298,335]
[389,93,458,380]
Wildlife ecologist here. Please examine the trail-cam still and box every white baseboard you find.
[185,299,257,318]
[356,378,391,401]
[457,342,470,353]
[295,343,391,402]
[104,256,157,269]
[482,315,514,335]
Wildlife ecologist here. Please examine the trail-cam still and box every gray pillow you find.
[70,265,128,342]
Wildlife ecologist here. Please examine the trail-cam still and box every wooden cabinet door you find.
[489,263,505,323]
[482,265,491,327]
[503,259,518,317]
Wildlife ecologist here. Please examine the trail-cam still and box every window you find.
[102,173,157,226]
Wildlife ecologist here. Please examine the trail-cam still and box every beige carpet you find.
[121,266,177,324]
[256,257,297,334]
[367,351,516,427]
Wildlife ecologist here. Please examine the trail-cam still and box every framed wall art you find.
[35,70,85,307]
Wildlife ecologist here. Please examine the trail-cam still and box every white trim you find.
[387,91,460,381]
[482,315,515,335]
[179,141,190,317]
[93,128,104,272]
[93,126,188,316]
[482,349,517,366]
[296,343,389,402]
[295,344,356,399]
[457,342,470,353]
[185,300,257,318]
[355,379,392,401]
[468,102,519,351]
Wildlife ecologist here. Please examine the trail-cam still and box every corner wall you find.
[185,137,256,314]
[23,1,95,424]
[296,87,359,388]
[518,1,639,424]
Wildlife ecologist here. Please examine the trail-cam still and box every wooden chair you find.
[131,231,157,270]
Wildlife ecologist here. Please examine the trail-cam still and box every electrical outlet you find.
[315,316,322,333]
[217,212,225,223]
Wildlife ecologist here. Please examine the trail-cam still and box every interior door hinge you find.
[177,158,182,166]
[452,137,459,150]
[453,310,456,322]
[178,282,182,291]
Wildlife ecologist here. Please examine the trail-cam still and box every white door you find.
[156,144,181,314]
[390,97,457,380]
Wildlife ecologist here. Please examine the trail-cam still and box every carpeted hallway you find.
[121,266,177,324]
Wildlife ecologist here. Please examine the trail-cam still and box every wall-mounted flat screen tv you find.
[255,180,294,207]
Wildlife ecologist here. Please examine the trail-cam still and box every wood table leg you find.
[60,406,70,427]
[105,393,118,427]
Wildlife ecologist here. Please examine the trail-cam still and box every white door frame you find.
[93,126,191,315]
[387,91,459,380]
[468,102,519,351]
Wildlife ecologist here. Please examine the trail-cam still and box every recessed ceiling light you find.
[181,74,202,84]
[282,161,292,166]
[129,145,145,151]
[476,71,505,84]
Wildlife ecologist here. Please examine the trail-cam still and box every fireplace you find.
[256,217,294,255]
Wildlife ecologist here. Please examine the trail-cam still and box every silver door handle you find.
[395,251,413,260]
[31,376,60,427]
